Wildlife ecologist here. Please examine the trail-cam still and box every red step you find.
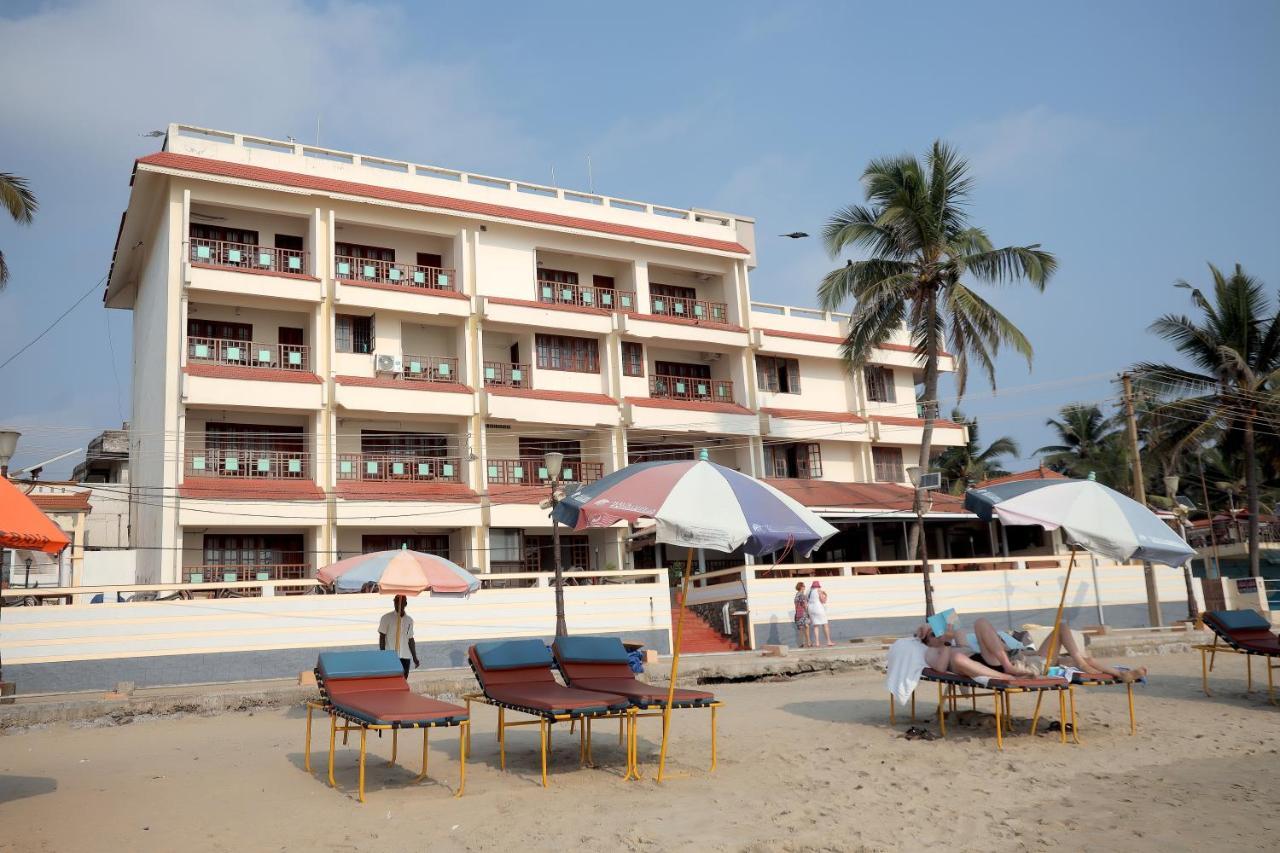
[670,607,738,654]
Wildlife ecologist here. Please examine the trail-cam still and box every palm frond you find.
[0,172,37,224]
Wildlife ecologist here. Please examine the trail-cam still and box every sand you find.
[1,651,1277,853]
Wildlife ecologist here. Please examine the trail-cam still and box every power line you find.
[0,274,107,372]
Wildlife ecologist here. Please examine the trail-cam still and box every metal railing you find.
[187,337,309,371]
[483,361,530,388]
[184,447,310,479]
[649,374,734,404]
[649,294,729,324]
[536,279,636,311]
[334,255,456,292]
[486,458,604,485]
[336,453,462,482]
[184,564,309,585]
[400,354,460,383]
[189,238,307,275]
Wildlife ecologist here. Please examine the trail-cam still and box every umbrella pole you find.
[657,547,695,782]
[1044,549,1077,668]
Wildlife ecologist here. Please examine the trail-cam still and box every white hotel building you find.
[104,124,966,586]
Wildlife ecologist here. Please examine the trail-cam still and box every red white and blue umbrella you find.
[316,548,480,596]
[552,458,837,557]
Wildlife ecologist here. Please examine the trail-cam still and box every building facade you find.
[104,124,964,585]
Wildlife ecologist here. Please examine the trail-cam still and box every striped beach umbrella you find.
[316,548,480,596]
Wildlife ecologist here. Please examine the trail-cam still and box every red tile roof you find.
[765,479,968,514]
[138,152,751,255]
[626,396,755,416]
[625,311,745,332]
[29,492,92,513]
[975,466,1070,488]
[339,278,469,300]
[761,407,865,424]
[872,415,965,430]
[178,479,325,500]
[487,386,618,406]
[191,262,319,283]
[184,364,323,384]
[760,328,952,358]
[486,296,612,317]
[336,375,473,394]
[334,481,479,502]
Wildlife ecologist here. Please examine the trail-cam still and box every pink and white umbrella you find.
[316,547,480,596]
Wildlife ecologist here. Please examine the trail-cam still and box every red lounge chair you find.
[552,636,722,775]
[1197,610,1279,705]
[305,650,469,802]
[465,639,630,786]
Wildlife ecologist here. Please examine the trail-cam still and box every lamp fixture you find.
[543,451,564,480]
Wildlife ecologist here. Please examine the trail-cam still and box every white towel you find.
[885,637,929,706]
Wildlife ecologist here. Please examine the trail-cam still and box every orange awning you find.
[0,478,71,554]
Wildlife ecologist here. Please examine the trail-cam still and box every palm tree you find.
[1035,404,1129,489]
[935,409,1019,494]
[0,172,38,289]
[1134,263,1280,577]
[819,140,1056,616]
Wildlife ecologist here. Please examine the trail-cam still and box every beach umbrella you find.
[553,455,837,780]
[964,478,1195,660]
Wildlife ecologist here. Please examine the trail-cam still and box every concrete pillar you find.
[866,522,878,562]
[632,260,650,314]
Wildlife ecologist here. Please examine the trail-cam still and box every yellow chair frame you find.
[1195,635,1279,705]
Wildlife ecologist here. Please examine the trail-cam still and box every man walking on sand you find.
[378,594,420,677]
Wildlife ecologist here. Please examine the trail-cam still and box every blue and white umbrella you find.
[964,478,1195,567]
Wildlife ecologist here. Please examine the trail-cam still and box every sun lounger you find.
[464,639,631,786]
[1196,609,1279,705]
[890,667,1073,750]
[304,650,469,802]
[551,635,721,776]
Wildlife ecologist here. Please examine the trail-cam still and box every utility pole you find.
[1121,373,1161,626]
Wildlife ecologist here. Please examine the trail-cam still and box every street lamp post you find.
[544,451,568,637]
[906,466,936,618]
[0,429,18,698]
[1165,475,1199,624]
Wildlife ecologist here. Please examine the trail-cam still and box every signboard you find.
[1235,577,1258,595]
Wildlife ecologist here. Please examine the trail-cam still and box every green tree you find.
[935,409,1019,494]
[818,140,1056,615]
[1134,263,1280,576]
[1035,404,1130,490]
[0,172,38,289]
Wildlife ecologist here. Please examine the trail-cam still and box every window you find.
[518,438,582,459]
[627,444,695,464]
[416,252,443,269]
[521,535,590,572]
[205,423,304,454]
[650,282,697,301]
[538,267,578,284]
[768,443,822,479]
[757,356,801,394]
[190,224,259,246]
[653,360,710,379]
[335,242,394,261]
[622,341,644,377]
[535,334,599,372]
[872,447,904,482]
[360,431,448,457]
[361,534,449,556]
[864,366,896,403]
[202,534,304,567]
[187,319,252,341]
[274,234,304,251]
[336,314,374,354]
[489,529,524,568]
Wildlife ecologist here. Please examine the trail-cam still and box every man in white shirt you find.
[377,595,420,677]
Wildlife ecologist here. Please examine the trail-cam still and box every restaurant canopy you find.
[0,477,71,554]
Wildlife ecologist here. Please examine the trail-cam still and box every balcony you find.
[183,564,308,584]
[649,374,735,405]
[188,239,307,276]
[335,255,457,293]
[649,294,729,324]
[184,448,311,479]
[484,361,530,388]
[537,279,635,312]
[337,453,462,483]
[188,337,310,372]
[487,458,604,485]
[399,354,460,384]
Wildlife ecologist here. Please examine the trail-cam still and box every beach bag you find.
[818,590,828,604]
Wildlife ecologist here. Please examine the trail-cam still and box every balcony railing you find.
[335,255,456,292]
[188,337,310,371]
[649,294,729,324]
[399,354,460,383]
[337,453,462,482]
[185,447,310,479]
[486,458,604,485]
[537,279,635,311]
[484,361,530,388]
[189,239,307,275]
[649,374,734,404]
[184,564,309,584]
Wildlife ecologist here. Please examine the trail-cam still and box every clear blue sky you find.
[1,0,1277,475]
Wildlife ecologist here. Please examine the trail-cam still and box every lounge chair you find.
[551,635,721,776]
[304,650,469,802]
[464,639,631,786]
[1196,609,1279,705]
[891,667,1073,750]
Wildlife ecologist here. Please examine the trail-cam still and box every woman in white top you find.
[807,581,833,647]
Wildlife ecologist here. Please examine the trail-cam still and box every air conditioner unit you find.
[917,472,943,491]
[699,352,722,362]
[374,352,403,374]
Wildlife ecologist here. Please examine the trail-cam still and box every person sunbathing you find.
[916,617,1147,683]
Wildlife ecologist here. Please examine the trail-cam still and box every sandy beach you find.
[1,650,1277,853]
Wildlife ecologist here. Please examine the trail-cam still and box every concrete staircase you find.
[670,606,738,654]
